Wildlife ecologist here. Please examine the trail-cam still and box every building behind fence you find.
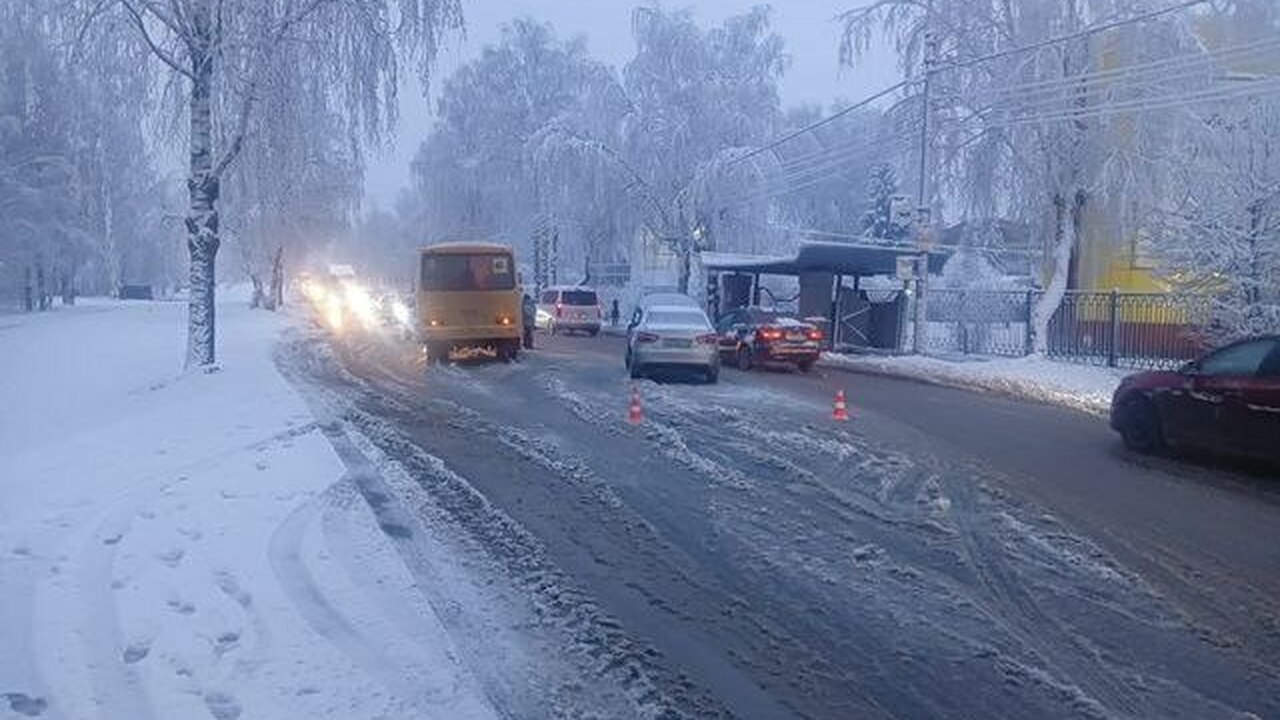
[922,289,1213,369]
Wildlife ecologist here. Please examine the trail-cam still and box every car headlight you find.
[391,301,411,326]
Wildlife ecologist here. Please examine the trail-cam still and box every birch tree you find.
[842,0,1198,352]
[78,0,462,367]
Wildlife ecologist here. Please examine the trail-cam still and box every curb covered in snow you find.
[819,352,1131,417]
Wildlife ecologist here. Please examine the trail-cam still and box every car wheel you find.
[735,345,753,371]
[629,361,645,380]
[1119,396,1165,454]
[706,366,719,384]
[797,358,815,373]
[427,343,450,364]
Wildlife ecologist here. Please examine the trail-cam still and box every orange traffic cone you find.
[628,387,645,425]
[832,389,850,422]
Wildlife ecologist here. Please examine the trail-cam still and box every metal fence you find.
[1045,291,1212,369]
[926,289,1034,357]
[924,289,1213,369]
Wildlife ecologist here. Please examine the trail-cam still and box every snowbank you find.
[0,294,496,720]
[821,352,1131,416]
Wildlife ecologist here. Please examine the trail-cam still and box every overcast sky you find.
[362,1,901,208]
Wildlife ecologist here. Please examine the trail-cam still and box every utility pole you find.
[912,17,938,355]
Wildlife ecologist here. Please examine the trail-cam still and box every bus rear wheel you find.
[426,342,450,364]
[498,339,521,362]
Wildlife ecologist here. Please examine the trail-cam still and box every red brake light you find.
[695,333,718,345]
[636,332,659,343]
[759,327,783,341]
[555,303,564,318]
[807,329,823,341]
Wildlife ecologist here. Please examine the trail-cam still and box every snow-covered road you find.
[5,298,1279,719]
[0,298,499,720]
[290,326,1280,719]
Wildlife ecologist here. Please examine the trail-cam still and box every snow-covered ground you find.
[821,352,1133,415]
[0,292,498,720]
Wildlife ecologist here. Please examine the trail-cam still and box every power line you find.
[732,137,918,207]
[932,36,1280,106]
[733,0,1211,171]
[765,134,918,189]
[932,0,1211,73]
[727,81,911,167]
[956,78,1280,131]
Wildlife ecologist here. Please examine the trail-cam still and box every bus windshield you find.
[420,253,515,292]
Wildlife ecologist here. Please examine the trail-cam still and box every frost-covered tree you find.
[411,18,624,271]
[73,0,462,366]
[862,162,909,242]
[222,33,363,311]
[1152,5,1280,339]
[843,0,1201,352]
[527,6,789,287]
[0,1,165,309]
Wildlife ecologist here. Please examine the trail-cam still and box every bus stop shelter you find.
[701,241,946,351]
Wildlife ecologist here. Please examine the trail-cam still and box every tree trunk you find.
[23,264,33,312]
[60,269,74,306]
[249,274,265,308]
[1032,192,1082,354]
[184,33,220,369]
[36,257,48,311]
[268,246,284,311]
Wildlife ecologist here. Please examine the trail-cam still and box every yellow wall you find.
[1070,12,1278,294]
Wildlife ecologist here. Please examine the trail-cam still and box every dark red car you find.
[715,307,823,372]
[1110,335,1280,464]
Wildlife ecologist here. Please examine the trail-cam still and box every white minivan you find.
[536,286,603,336]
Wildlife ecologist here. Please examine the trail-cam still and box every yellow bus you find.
[417,242,523,361]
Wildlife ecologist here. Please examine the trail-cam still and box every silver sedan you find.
[625,305,720,383]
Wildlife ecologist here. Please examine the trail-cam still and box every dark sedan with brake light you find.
[1110,335,1280,465]
[716,307,823,373]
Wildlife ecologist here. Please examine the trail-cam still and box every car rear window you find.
[562,290,599,306]
[647,310,710,328]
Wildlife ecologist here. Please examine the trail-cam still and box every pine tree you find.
[862,163,905,241]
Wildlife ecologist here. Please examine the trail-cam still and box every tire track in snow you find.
[267,495,465,714]
[278,335,706,718]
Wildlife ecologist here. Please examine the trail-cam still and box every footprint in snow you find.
[167,597,196,615]
[203,691,241,720]
[215,571,252,608]
[156,548,185,568]
[214,631,240,655]
[2,692,48,717]
[122,639,151,664]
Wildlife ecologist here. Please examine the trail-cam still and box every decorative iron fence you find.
[1046,291,1212,369]
[924,289,1213,369]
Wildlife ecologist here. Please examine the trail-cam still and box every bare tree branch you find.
[118,0,193,78]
